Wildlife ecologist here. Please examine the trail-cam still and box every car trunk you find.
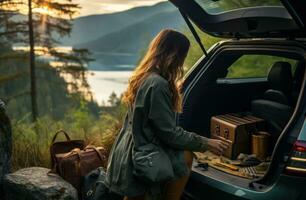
[178,40,306,189]
[168,0,306,194]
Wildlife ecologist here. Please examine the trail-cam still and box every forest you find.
[0,0,127,170]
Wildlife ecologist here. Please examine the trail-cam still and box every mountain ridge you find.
[59,1,176,46]
[76,10,184,53]
[60,1,186,70]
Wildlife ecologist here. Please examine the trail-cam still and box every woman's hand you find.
[207,138,229,155]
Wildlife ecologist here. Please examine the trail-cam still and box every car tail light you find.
[285,141,306,176]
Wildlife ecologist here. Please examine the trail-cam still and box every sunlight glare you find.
[33,6,52,15]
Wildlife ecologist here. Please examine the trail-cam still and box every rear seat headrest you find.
[268,61,293,94]
[264,89,288,105]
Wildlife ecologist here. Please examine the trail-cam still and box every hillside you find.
[59,1,175,46]
[78,10,184,52]
[74,4,185,70]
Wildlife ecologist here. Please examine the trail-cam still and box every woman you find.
[106,29,228,200]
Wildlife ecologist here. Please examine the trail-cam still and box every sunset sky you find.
[74,0,167,17]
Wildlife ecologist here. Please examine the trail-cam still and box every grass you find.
[11,103,127,171]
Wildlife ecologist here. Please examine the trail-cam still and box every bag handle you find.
[51,129,71,144]
[60,148,82,177]
[84,145,106,164]
[61,146,105,162]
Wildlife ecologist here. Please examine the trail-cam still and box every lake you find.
[12,46,135,105]
[88,70,133,105]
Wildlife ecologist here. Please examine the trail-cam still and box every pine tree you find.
[0,0,92,122]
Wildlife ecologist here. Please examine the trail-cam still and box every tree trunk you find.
[28,0,38,122]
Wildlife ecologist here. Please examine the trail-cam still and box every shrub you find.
[11,103,127,171]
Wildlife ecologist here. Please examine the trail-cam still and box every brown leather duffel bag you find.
[54,145,107,194]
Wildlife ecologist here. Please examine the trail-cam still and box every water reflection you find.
[88,70,132,105]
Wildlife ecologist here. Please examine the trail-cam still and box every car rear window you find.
[226,55,297,79]
[194,0,282,14]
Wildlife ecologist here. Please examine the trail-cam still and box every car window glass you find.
[194,0,282,14]
[226,55,297,79]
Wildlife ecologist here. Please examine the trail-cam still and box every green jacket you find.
[105,73,209,197]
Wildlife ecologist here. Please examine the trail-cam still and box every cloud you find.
[74,0,166,17]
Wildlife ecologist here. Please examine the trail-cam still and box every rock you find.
[3,167,78,200]
[0,99,12,195]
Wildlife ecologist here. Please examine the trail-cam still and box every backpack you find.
[82,167,122,200]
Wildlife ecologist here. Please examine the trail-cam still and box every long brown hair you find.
[122,29,190,112]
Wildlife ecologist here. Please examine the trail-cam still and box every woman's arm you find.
[148,80,227,153]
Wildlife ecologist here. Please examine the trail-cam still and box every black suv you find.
[169,0,306,199]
